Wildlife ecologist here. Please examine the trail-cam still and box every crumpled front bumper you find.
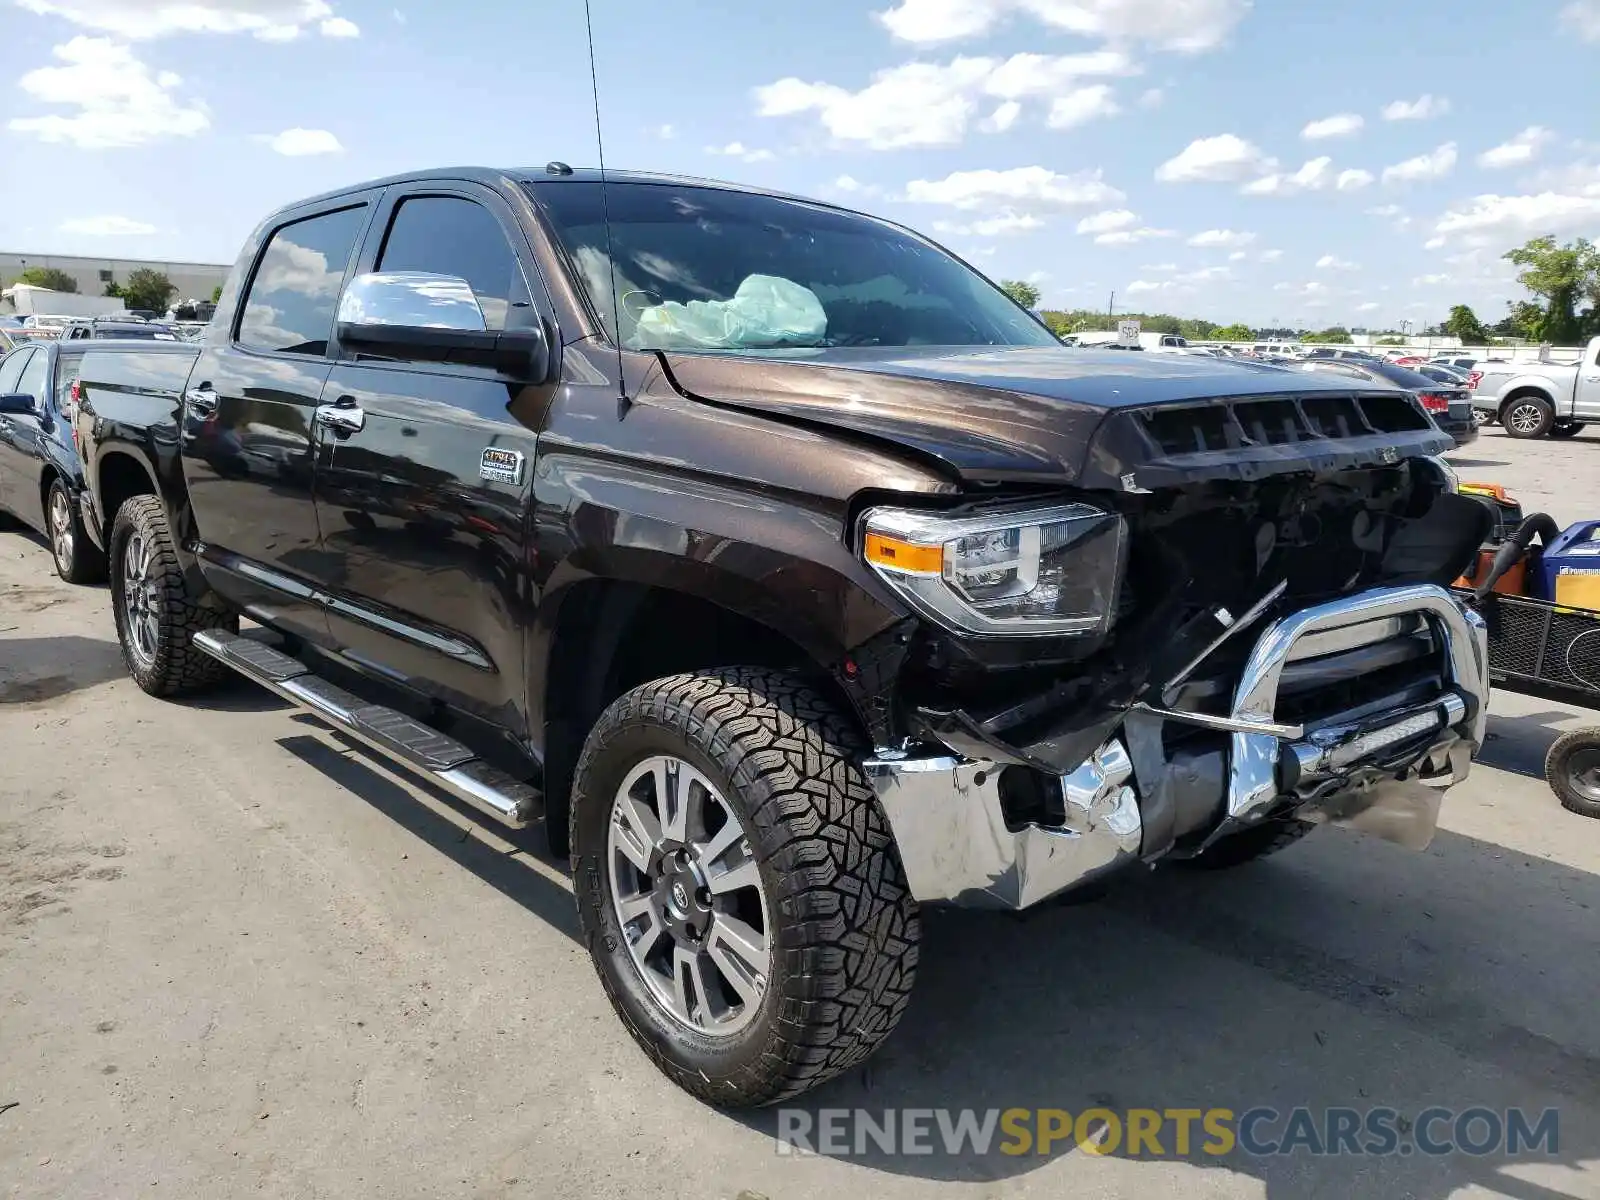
[865,583,1489,910]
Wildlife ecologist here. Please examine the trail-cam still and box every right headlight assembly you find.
[860,502,1127,637]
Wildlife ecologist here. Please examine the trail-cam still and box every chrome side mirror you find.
[337,271,489,332]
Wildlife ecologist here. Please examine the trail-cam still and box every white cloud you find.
[1316,254,1357,270]
[1156,134,1273,183]
[1413,273,1450,286]
[874,0,1251,53]
[1138,87,1164,108]
[655,124,675,140]
[1188,228,1255,248]
[1434,191,1600,239]
[833,174,862,191]
[935,211,1048,236]
[263,126,342,155]
[1228,250,1247,261]
[8,37,208,148]
[1336,168,1375,191]
[754,51,1131,150]
[16,0,360,40]
[1424,236,1447,249]
[1477,126,1554,169]
[1242,156,1335,196]
[1366,204,1403,217]
[1095,226,1176,245]
[1357,301,1382,313]
[1139,262,1178,273]
[905,165,1123,215]
[1561,0,1600,39]
[1076,208,1137,234]
[1382,94,1451,121]
[1259,248,1283,262]
[1046,85,1120,130]
[1381,142,1458,185]
[1125,279,1171,294]
[1302,113,1364,140]
[982,100,1021,132]
[705,141,776,163]
[59,214,156,235]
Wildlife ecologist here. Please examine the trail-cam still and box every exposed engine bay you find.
[858,456,1492,908]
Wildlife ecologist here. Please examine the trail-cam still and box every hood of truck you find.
[661,345,1452,489]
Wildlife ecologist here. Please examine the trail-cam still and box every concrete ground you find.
[3,424,1599,1199]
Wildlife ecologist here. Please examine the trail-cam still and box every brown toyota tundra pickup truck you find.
[72,166,1491,1108]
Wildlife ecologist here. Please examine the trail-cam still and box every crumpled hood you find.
[660,345,1440,486]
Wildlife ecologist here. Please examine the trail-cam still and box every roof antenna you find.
[582,0,627,404]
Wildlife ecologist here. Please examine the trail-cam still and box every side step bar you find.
[193,629,542,829]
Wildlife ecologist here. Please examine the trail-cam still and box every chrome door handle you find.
[1585,375,1600,383]
[185,386,219,416]
[315,402,365,434]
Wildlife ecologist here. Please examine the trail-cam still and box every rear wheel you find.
[47,478,104,585]
[1501,395,1555,439]
[570,667,920,1107]
[108,495,235,697]
[1544,728,1600,819]
[1550,421,1586,440]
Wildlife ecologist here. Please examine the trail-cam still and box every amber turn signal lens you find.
[863,532,943,574]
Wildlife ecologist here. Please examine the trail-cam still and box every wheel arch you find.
[531,552,897,856]
[1497,384,1559,423]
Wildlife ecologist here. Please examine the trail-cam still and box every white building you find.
[0,250,229,308]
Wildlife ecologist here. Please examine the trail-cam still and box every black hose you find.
[1471,512,1562,601]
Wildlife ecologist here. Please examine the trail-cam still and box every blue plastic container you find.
[1539,520,1600,610]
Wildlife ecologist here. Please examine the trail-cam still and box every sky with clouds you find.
[3,0,1599,329]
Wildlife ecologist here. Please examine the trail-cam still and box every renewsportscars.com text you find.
[775,1106,1560,1159]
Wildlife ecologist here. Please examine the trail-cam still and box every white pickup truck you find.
[1472,335,1600,439]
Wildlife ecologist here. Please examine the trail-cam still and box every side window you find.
[16,349,49,410]
[238,205,367,355]
[55,351,85,413]
[0,348,33,395]
[376,196,522,330]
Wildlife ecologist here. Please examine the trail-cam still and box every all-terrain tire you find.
[1178,816,1317,870]
[1544,728,1600,819]
[108,495,236,697]
[570,667,920,1108]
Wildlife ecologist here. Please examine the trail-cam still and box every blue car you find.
[0,338,102,582]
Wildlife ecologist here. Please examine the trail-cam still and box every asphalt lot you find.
[3,424,1600,1199]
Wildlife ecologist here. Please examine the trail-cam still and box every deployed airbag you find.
[628,274,826,351]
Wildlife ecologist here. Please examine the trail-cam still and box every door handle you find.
[185,385,219,416]
[315,400,365,434]
[1585,375,1600,383]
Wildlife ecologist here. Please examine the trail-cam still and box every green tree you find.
[1444,304,1491,345]
[1213,322,1254,341]
[1000,279,1041,309]
[15,266,78,293]
[1302,326,1354,344]
[1503,236,1600,343]
[121,268,176,313]
[1375,336,1405,346]
[104,281,126,299]
[211,284,223,303]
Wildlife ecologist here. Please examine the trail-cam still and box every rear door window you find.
[238,204,368,355]
[16,349,49,412]
[0,347,31,394]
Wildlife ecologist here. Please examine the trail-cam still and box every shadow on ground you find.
[1478,709,1590,780]
[732,826,1600,1198]
[0,636,128,704]
[274,727,578,943]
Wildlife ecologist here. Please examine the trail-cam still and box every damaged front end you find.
[856,392,1492,910]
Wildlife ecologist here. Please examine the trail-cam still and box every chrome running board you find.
[193,629,541,829]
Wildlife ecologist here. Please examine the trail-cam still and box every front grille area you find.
[1139,392,1432,456]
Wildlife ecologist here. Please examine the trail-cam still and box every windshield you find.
[530,181,1058,353]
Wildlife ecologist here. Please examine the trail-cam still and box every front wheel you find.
[570,668,920,1107]
[1550,421,1587,440]
[108,495,235,696]
[1501,395,1555,439]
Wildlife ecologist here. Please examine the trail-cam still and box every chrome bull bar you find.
[863,583,1489,911]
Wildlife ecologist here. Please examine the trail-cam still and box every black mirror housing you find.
[0,393,35,415]
[337,321,548,381]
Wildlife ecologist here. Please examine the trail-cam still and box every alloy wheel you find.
[121,532,163,668]
[606,755,772,1036]
[1507,403,1545,435]
[49,489,74,574]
